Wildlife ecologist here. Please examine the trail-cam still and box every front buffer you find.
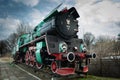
[50,52,95,76]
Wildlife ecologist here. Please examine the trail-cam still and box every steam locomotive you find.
[13,4,96,76]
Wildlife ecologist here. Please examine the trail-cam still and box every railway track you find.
[15,63,82,80]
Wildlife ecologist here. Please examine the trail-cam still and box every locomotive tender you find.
[13,5,95,76]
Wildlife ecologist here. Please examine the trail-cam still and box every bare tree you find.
[96,35,114,43]
[83,32,95,50]
[6,22,33,52]
[0,40,8,56]
[113,41,120,55]
[6,33,18,51]
[16,22,32,36]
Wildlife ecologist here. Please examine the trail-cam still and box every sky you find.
[0,0,120,40]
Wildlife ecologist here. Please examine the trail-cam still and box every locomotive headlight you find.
[73,46,78,51]
[59,42,67,52]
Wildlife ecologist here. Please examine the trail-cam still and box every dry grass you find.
[75,75,120,80]
[0,56,13,63]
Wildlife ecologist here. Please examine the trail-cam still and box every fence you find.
[88,59,120,78]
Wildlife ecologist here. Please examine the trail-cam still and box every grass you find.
[75,75,120,80]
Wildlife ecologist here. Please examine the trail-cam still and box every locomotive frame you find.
[13,5,96,76]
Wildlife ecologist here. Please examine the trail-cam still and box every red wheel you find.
[25,51,29,65]
[27,51,35,67]
[30,61,34,67]
[36,62,43,69]
[51,61,58,73]
[30,55,35,67]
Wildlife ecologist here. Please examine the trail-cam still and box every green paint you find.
[33,9,58,38]
[59,42,67,52]
[80,44,84,52]
[23,47,27,53]
[36,49,42,63]
[59,42,63,52]
[17,34,30,47]
[35,42,46,64]
[33,21,45,38]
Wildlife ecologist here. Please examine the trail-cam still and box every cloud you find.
[27,8,48,28]
[13,0,40,7]
[75,0,120,38]
[47,0,61,4]
[0,17,20,40]
[46,0,75,10]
